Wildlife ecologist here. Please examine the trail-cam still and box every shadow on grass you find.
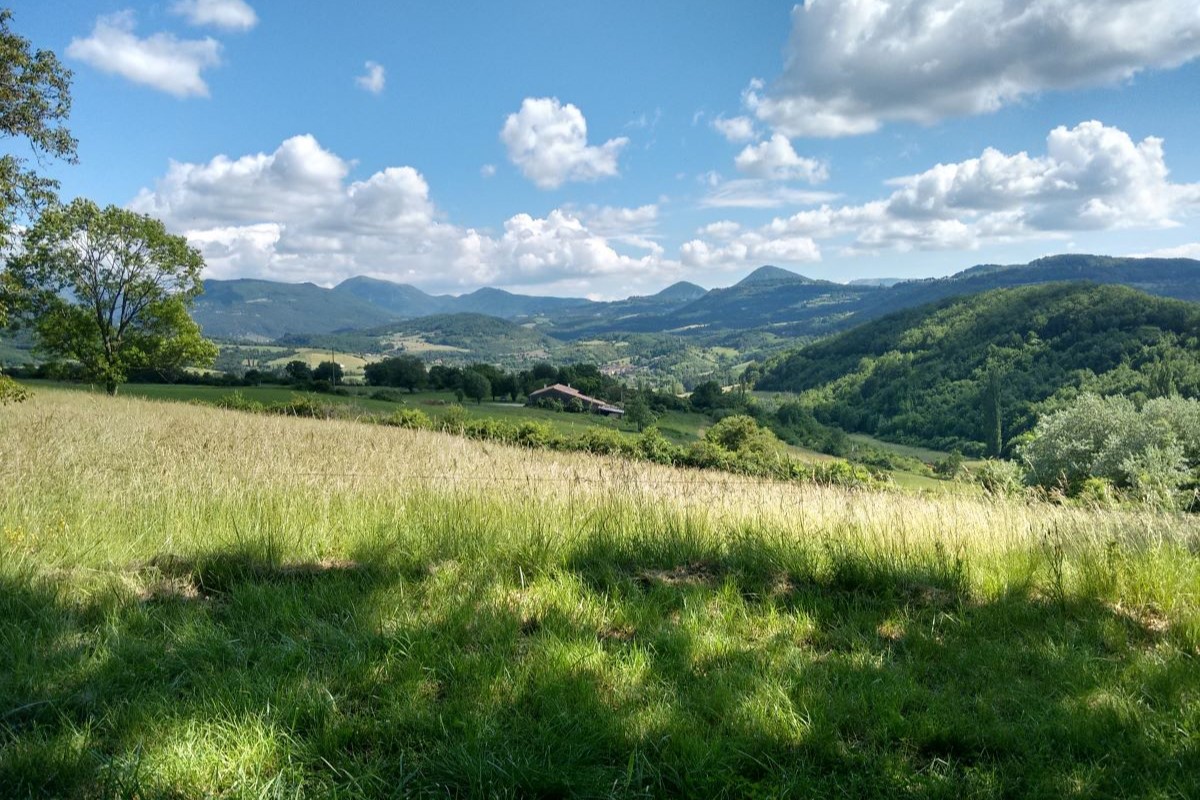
[1,538,1198,798]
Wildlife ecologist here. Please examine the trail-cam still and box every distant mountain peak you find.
[652,281,707,301]
[735,265,811,286]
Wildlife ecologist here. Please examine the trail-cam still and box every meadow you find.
[25,380,845,462]
[2,389,1199,797]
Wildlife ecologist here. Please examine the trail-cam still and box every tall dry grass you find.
[3,388,1200,797]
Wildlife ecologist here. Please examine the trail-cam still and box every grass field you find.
[25,381,843,465]
[262,349,376,378]
[2,388,1199,797]
[847,433,988,469]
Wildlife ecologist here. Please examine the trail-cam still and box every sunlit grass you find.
[2,389,1199,797]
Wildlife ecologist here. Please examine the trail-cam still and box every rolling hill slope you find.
[758,282,1200,454]
[192,279,398,341]
[191,255,1200,344]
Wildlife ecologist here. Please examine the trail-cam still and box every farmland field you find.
[2,389,1199,797]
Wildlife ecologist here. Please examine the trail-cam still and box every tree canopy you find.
[0,7,76,329]
[10,199,216,394]
[758,283,1200,454]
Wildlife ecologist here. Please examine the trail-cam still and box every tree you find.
[689,380,724,412]
[365,355,426,392]
[461,370,490,404]
[704,414,777,456]
[284,360,312,382]
[10,199,216,394]
[624,392,655,432]
[493,373,519,402]
[1,9,76,329]
[313,361,343,384]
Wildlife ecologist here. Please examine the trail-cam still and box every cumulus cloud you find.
[711,115,757,143]
[680,233,821,270]
[684,121,1200,267]
[130,135,675,292]
[501,97,629,189]
[748,0,1200,137]
[67,11,221,98]
[734,134,828,183]
[355,61,385,94]
[171,0,257,31]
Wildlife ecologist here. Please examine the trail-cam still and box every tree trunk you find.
[105,380,118,396]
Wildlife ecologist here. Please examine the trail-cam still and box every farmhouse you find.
[527,383,625,418]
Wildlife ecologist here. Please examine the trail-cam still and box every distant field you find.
[381,335,469,354]
[848,433,988,468]
[263,348,376,376]
[21,381,931,479]
[2,389,1198,797]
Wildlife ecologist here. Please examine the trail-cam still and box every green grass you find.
[2,390,1199,797]
[29,380,837,464]
[847,433,987,468]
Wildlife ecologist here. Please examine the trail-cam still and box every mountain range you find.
[191,255,1200,342]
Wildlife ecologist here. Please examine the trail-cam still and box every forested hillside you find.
[758,283,1200,454]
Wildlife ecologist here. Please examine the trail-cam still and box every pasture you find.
[1,389,1198,797]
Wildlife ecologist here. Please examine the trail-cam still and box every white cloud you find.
[711,115,757,143]
[699,177,838,209]
[698,221,741,239]
[734,134,828,183]
[355,61,385,94]
[130,135,676,292]
[573,204,663,254]
[748,0,1200,137]
[684,121,1200,267]
[1135,243,1200,260]
[491,210,668,284]
[67,11,221,98]
[680,233,821,270]
[500,97,629,189]
[171,0,257,31]
[480,164,496,178]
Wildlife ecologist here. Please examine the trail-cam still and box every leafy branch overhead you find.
[0,8,76,242]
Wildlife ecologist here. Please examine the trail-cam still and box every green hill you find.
[758,283,1200,454]
[193,279,397,341]
[331,276,453,317]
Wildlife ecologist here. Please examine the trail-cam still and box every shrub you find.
[440,404,468,433]
[513,421,559,450]
[213,391,264,413]
[369,389,405,403]
[385,408,431,430]
[973,459,1025,497]
[0,375,30,405]
[704,415,778,456]
[684,440,736,472]
[933,450,967,479]
[1021,393,1200,503]
[799,460,876,487]
[1122,442,1189,510]
[271,394,336,419]
[573,426,630,457]
[1077,477,1119,509]
[637,426,681,465]
[463,417,516,442]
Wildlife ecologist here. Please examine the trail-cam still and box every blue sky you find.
[9,0,1200,297]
